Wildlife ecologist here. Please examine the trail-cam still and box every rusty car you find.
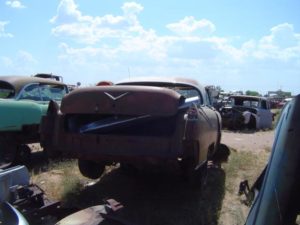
[0,76,68,168]
[41,77,222,184]
[220,95,273,130]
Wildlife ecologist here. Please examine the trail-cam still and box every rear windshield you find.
[0,81,15,98]
[118,82,203,104]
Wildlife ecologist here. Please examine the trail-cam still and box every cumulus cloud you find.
[0,21,13,38]
[261,23,299,48]
[121,2,143,15]
[49,1,300,93]
[166,16,216,36]
[50,1,300,64]
[50,0,89,24]
[241,23,300,61]
[1,51,38,74]
[50,0,145,44]
[5,0,26,9]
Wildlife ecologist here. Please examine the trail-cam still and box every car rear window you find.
[118,82,203,104]
[0,81,15,98]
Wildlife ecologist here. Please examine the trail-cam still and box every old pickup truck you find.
[41,77,222,185]
[0,76,68,168]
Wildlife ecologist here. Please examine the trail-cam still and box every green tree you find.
[245,90,261,96]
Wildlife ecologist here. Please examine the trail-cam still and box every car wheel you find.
[211,143,230,166]
[15,144,31,165]
[78,159,105,179]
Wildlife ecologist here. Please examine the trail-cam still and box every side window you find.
[204,90,211,105]
[18,84,41,101]
[243,100,250,107]
[261,100,267,109]
[175,87,203,106]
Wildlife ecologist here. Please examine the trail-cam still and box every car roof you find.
[229,95,268,101]
[0,76,66,94]
[116,76,204,89]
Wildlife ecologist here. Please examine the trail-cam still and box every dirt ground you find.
[222,130,274,152]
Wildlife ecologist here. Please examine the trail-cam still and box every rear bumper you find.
[41,114,185,163]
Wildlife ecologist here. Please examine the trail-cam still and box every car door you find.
[258,99,273,129]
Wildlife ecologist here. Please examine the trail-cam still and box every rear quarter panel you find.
[0,100,48,131]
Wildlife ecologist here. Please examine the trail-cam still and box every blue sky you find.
[0,0,299,95]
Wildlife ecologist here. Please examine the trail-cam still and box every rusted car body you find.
[41,77,221,181]
[0,76,68,167]
[220,95,273,130]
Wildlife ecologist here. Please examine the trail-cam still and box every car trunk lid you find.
[61,85,184,116]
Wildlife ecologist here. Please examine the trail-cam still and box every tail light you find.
[186,106,199,120]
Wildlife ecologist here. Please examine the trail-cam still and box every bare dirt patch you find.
[222,130,274,152]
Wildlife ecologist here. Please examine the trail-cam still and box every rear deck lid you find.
[61,86,183,116]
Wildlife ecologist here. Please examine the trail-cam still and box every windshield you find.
[40,84,67,101]
[17,83,67,101]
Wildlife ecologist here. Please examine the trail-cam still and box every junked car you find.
[220,95,273,130]
[0,76,69,168]
[41,77,222,184]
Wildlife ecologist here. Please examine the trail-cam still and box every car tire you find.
[78,159,105,179]
[248,115,257,130]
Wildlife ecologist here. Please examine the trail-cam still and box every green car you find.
[0,76,68,168]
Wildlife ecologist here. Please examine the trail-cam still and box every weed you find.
[30,150,270,225]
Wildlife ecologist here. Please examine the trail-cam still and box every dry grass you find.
[31,160,86,201]
[30,148,270,225]
[219,149,269,225]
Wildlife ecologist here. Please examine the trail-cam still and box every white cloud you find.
[16,50,38,64]
[50,0,145,44]
[262,23,299,48]
[1,51,38,74]
[166,16,216,36]
[0,21,13,38]
[241,23,300,61]
[121,2,143,15]
[49,1,300,94]
[50,0,89,24]
[5,0,26,9]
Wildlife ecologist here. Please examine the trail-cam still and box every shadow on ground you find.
[26,151,49,173]
[62,165,226,225]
